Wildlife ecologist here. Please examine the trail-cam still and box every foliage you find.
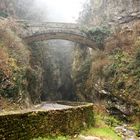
[81,127,121,140]
[101,23,140,120]
[73,21,140,122]
[80,112,122,140]
[74,58,91,83]
[135,123,140,131]
[104,48,140,102]
[104,116,121,127]
[33,128,121,140]
[0,19,31,109]
[0,11,8,18]
[32,113,121,140]
[91,51,110,78]
[82,26,111,49]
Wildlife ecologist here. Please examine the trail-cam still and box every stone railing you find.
[18,21,97,48]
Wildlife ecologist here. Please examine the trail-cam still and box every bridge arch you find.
[20,22,97,49]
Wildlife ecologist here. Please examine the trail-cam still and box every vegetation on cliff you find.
[72,22,140,124]
[0,18,31,109]
[82,26,111,49]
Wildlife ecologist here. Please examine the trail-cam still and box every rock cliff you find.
[74,0,140,120]
[81,0,140,26]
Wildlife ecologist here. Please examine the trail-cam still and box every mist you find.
[31,0,88,23]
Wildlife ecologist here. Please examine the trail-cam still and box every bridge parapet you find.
[19,20,80,29]
[19,21,97,49]
[21,26,86,38]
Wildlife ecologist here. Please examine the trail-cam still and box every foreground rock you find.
[115,124,140,140]
[79,135,102,140]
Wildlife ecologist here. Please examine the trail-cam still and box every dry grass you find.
[105,21,140,55]
[0,18,31,110]
[0,96,21,111]
[0,17,20,33]
[0,18,30,66]
[90,51,109,76]
[93,102,107,116]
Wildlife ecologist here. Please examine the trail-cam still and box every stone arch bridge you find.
[19,21,97,49]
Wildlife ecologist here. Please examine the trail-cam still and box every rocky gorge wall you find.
[73,0,140,121]
[0,18,32,109]
[81,0,140,27]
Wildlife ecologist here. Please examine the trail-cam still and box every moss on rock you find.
[0,103,94,140]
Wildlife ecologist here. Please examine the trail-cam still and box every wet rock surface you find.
[115,124,140,140]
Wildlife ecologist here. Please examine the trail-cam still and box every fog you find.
[33,0,88,23]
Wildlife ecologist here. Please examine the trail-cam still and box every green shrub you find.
[0,19,31,107]
[82,26,111,49]
[0,11,8,18]
[104,116,121,127]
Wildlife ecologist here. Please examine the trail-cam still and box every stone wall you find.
[0,103,94,140]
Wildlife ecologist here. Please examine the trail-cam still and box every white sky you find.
[34,0,88,23]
